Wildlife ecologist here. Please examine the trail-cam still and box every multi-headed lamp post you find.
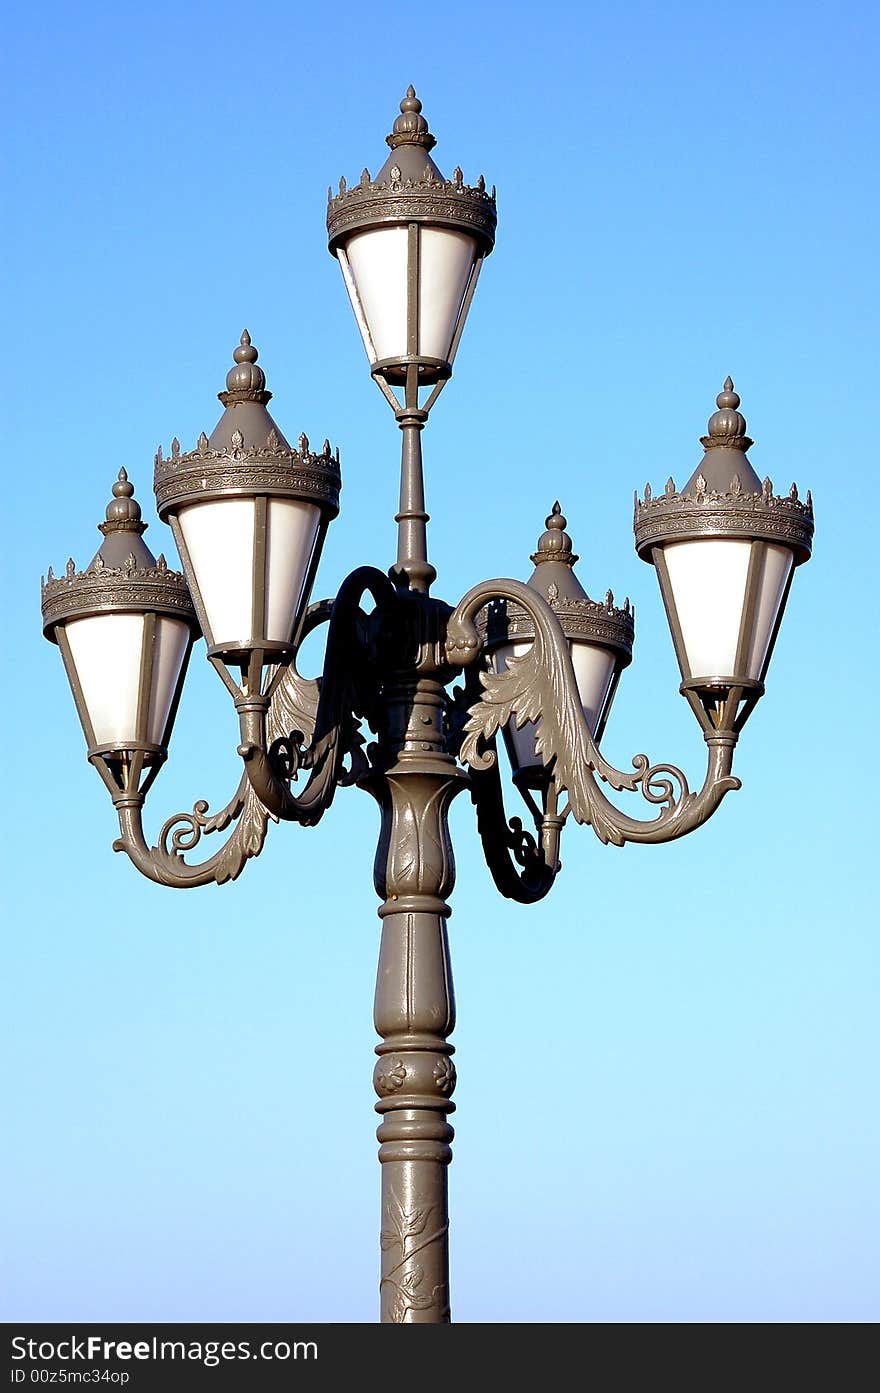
[41,89,814,1322]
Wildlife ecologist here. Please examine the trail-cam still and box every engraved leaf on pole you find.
[380,1199,431,1252]
[388,1267,436,1322]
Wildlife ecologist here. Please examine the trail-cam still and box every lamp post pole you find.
[369,642,463,1322]
[40,88,814,1323]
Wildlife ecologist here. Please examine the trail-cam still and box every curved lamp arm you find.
[469,749,563,903]
[446,578,741,850]
[236,566,396,826]
[448,669,561,902]
[112,772,273,888]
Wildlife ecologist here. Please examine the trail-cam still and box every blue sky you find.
[3,0,877,1321]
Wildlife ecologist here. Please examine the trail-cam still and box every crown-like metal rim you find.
[154,432,342,518]
[41,558,197,640]
[478,594,635,664]
[327,168,497,254]
[634,475,814,564]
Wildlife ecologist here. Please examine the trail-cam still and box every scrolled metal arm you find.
[468,750,564,903]
[112,770,273,888]
[448,668,560,903]
[446,578,741,851]
[237,566,395,825]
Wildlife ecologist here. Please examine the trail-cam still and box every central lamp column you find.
[369,644,467,1322]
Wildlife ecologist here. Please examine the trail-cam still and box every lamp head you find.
[634,379,814,733]
[41,471,198,798]
[481,504,634,786]
[327,87,496,404]
[153,332,341,694]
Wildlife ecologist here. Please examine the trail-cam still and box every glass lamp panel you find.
[418,227,478,362]
[745,542,794,678]
[570,640,617,734]
[147,617,191,743]
[343,227,408,365]
[177,498,255,646]
[661,539,752,679]
[338,245,378,363]
[64,613,145,748]
[502,716,540,773]
[661,538,795,681]
[264,499,322,646]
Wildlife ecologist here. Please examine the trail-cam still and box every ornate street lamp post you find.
[40,89,814,1323]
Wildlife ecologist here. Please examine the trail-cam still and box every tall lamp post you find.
[40,89,814,1323]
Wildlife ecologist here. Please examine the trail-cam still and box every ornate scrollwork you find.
[236,567,394,825]
[379,1191,449,1323]
[446,579,741,849]
[448,670,560,903]
[113,770,273,888]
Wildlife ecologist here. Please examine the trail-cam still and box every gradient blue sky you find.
[3,0,877,1322]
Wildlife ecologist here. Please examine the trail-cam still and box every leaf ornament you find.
[267,656,320,751]
[447,578,727,848]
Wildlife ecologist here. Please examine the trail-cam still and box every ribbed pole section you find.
[392,410,436,593]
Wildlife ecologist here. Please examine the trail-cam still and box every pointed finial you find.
[220,329,270,404]
[99,467,146,535]
[234,329,256,362]
[532,501,578,567]
[387,85,437,152]
[701,375,753,451]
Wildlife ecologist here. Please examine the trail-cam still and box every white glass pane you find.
[265,499,321,645]
[494,638,614,771]
[418,227,478,362]
[746,543,793,678]
[338,247,377,363]
[344,227,408,364]
[65,613,145,747]
[570,642,617,734]
[148,617,191,744]
[178,498,255,646]
[662,539,752,679]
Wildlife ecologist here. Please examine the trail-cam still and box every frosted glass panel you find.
[344,227,408,364]
[746,543,793,677]
[338,246,377,363]
[418,228,477,361]
[342,225,478,366]
[570,642,617,734]
[663,539,751,679]
[178,498,255,646]
[494,638,616,771]
[66,613,145,747]
[265,499,321,645]
[148,617,191,743]
[662,538,794,681]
